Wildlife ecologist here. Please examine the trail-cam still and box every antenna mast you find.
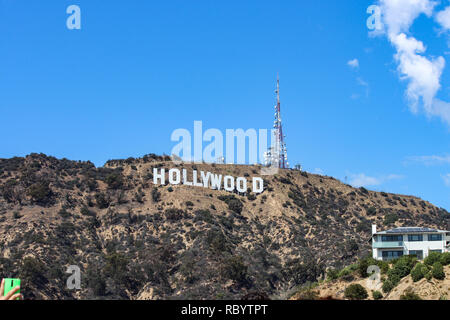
[274,74,289,169]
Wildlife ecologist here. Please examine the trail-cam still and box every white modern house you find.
[371,225,450,261]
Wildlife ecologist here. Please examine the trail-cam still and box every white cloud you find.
[430,99,450,124]
[386,174,404,180]
[374,0,450,125]
[349,173,403,188]
[347,59,369,98]
[442,173,450,186]
[406,154,450,165]
[390,33,445,112]
[436,6,450,31]
[357,77,370,97]
[347,58,359,69]
[379,0,436,36]
[350,174,380,187]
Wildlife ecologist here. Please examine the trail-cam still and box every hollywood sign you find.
[152,168,264,194]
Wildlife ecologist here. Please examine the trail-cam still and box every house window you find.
[428,234,442,241]
[430,250,442,254]
[382,251,403,260]
[407,234,423,242]
[409,250,423,260]
[381,235,403,242]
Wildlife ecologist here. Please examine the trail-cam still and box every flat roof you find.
[374,227,449,235]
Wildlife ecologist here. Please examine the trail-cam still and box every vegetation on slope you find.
[0,153,448,300]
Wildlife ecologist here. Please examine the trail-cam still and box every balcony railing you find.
[373,241,404,248]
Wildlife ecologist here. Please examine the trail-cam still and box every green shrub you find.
[95,193,110,209]
[337,265,356,278]
[151,188,161,202]
[440,252,450,266]
[218,195,243,214]
[86,266,106,296]
[220,256,248,284]
[80,206,95,216]
[20,257,48,285]
[134,191,144,203]
[27,182,52,205]
[372,290,383,300]
[383,213,398,225]
[105,173,123,189]
[341,273,355,282]
[165,208,184,221]
[247,193,256,201]
[326,268,340,281]
[228,199,243,214]
[295,289,319,300]
[432,262,445,280]
[424,252,442,266]
[103,252,129,282]
[400,290,421,300]
[411,263,428,282]
[358,256,378,278]
[382,280,394,293]
[378,261,390,274]
[194,209,214,224]
[206,229,228,253]
[386,255,417,287]
[366,207,376,216]
[185,201,194,207]
[344,284,368,300]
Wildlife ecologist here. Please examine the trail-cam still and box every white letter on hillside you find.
[236,177,247,193]
[153,168,165,185]
[168,168,181,185]
[224,176,235,192]
[252,177,264,194]
[201,171,211,188]
[183,169,193,186]
[192,170,203,187]
[210,174,222,190]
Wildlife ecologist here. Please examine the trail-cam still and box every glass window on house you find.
[382,251,403,260]
[407,234,423,242]
[408,250,423,260]
[428,234,442,241]
[381,235,403,242]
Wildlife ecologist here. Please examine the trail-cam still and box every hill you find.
[291,253,450,300]
[0,153,448,300]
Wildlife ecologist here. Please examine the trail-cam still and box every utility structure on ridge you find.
[264,75,289,169]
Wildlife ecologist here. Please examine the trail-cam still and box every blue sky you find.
[0,0,449,210]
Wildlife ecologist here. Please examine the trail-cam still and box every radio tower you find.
[273,74,289,169]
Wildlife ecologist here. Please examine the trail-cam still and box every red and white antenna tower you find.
[273,74,289,169]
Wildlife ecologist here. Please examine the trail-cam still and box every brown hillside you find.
[0,153,448,300]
